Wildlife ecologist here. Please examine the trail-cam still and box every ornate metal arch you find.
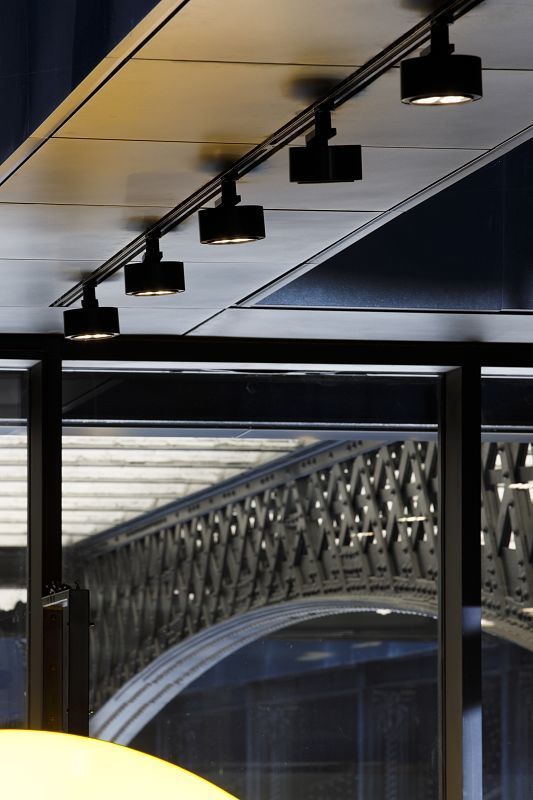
[69,439,533,719]
[90,597,434,744]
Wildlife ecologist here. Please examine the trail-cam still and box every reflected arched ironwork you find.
[90,598,433,744]
[68,439,533,722]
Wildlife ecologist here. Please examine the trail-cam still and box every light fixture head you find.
[289,107,362,183]
[198,178,265,244]
[401,19,482,106]
[124,234,185,296]
[63,283,120,341]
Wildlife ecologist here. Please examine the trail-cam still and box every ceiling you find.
[0,0,530,341]
[0,434,313,547]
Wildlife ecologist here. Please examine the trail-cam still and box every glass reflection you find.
[129,620,533,800]
[0,372,28,727]
[132,612,438,800]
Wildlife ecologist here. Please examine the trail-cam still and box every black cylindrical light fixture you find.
[401,19,482,106]
[289,107,362,184]
[198,178,265,245]
[63,284,120,341]
[124,234,185,296]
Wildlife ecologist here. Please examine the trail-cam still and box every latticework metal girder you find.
[67,439,533,712]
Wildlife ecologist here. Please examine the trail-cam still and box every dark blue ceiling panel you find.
[261,139,533,312]
[0,0,161,164]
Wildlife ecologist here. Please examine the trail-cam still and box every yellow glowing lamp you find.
[0,730,237,800]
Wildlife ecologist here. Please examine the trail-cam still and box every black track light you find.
[198,178,265,244]
[124,233,185,296]
[63,283,120,341]
[401,18,482,106]
[289,107,362,183]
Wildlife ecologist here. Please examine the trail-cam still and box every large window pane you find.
[0,370,28,727]
[481,371,533,798]
[133,612,438,800]
[63,366,439,800]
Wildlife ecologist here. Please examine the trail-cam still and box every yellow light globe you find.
[0,730,237,800]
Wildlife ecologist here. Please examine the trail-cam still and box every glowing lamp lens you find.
[411,94,472,105]
[0,730,237,800]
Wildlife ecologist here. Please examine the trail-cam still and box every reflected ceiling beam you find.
[0,547,25,587]
[0,434,310,543]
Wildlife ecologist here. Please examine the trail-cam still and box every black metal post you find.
[438,366,483,800]
[42,589,90,735]
[27,357,63,729]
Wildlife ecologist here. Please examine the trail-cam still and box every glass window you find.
[62,366,439,799]
[133,612,438,800]
[481,370,533,797]
[0,370,28,727]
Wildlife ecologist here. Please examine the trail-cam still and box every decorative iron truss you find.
[67,439,533,711]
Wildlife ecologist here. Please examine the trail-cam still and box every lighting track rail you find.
[50,0,484,309]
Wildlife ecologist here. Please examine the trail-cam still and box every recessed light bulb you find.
[212,236,256,244]
[440,95,471,104]
[71,332,116,341]
[412,94,472,106]
[412,96,441,105]
[134,289,176,296]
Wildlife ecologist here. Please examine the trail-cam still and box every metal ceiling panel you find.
[0,139,252,207]
[0,0,529,336]
[330,68,533,150]
[453,1,533,70]
[0,201,375,327]
[230,145,487,212]
[0,137,484,217]
[94,307,222,336]
[242,126,533,308]
[0,260,100,306]
[0,203,170,261]
[88,209,377,316]
[0,307,68,334]
[95,261,316,309]
[121,209,378,264]
[190,306,533,344]
[0,305,215,336]
[56,60,350,144]
[135,0,429,65]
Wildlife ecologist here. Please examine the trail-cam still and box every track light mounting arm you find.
[216,178,241,208]
[81,284,98,309]
[143,233,163,263]
[305,107,337,148]
[421,18,455,57]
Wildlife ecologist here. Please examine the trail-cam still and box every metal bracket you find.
[41,588,90,735]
